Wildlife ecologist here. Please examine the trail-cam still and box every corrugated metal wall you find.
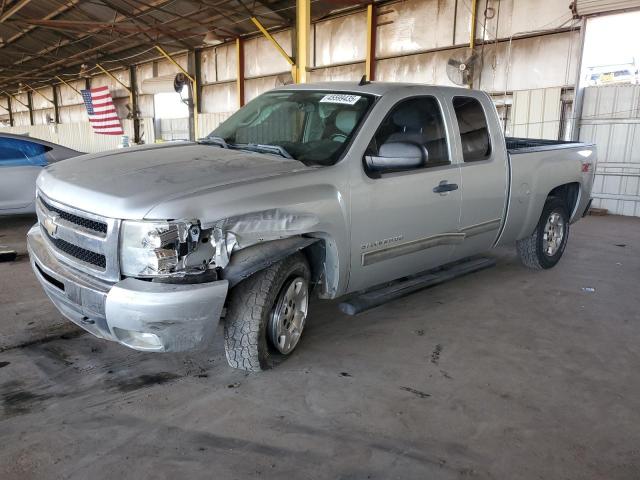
[200,112,233,134]
[509,88,563,139]
[0,119,155,153]
[580,85,640,216]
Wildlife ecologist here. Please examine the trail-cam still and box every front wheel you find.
[224,253,310,371]
[517,197,570,270]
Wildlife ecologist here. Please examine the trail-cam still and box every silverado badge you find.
[361,235,404,251]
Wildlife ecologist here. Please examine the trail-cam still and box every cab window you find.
[452,97,491,162]
[365,96,450,174]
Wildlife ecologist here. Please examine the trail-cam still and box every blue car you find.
[0,133,82,215]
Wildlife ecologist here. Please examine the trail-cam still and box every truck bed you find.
[506,137,589,154]
[498,138,595,247]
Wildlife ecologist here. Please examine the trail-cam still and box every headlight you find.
[120,220,198,277]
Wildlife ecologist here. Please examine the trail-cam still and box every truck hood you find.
[37,142,313,219]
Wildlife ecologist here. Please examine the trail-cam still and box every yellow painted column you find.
[236,37,245,107]
[295,0,311,83]
[469,0,478,88]
[469,0,478,50]
[365,3,376,81]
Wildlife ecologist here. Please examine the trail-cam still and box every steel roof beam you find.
[0,2,214,89]
[0,0,176,72]
[0,0,31,23]
[0,0,81,49]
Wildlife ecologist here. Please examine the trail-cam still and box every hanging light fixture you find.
[203,31,223,46]
[79,64,90,78]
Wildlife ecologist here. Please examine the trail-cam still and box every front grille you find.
[44,229,106,269]
[36,191,120,281]
[40,197,108,234]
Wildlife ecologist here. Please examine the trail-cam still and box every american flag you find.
[80,86,124,135]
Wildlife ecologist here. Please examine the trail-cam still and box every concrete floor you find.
[0,214,639,479]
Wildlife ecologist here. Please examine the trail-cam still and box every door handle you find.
[433,181,459,194]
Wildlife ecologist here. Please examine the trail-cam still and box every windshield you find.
[208,90,374,166]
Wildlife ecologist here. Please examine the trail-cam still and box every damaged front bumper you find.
[27,225,228,352]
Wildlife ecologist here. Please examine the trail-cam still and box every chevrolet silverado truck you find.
[27,82,596,371]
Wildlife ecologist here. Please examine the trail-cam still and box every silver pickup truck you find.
[27,82,595,371]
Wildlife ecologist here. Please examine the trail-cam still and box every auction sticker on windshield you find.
[320,94,362,105]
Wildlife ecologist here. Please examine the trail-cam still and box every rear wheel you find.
[224,253,310,371]
[517,197,570,270]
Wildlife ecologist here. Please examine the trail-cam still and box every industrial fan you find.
[446,48,482,86]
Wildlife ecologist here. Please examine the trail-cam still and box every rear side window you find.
[452,97,491,162]
[0,137,49,167]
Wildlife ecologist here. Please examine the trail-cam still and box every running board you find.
[338,257,496,316]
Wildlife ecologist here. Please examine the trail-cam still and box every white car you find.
[0,133,81,215]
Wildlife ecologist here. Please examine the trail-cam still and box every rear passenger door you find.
[448,95,509,259]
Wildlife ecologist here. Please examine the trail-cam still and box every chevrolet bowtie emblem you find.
[43,214,59,238]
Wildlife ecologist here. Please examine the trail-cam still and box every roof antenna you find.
[358,75,370,86]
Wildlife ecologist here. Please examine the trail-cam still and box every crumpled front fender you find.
[222,237,319,288]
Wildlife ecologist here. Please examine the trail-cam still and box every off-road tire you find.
[517,196,570,270]
[224,253,310,371]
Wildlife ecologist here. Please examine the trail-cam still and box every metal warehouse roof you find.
[0,0,366,92]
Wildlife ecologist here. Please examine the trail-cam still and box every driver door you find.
[348,95,462,292]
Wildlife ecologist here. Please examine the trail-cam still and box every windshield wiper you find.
[237,143,294,159]
[198,136,230,148]
[199,138,295,160]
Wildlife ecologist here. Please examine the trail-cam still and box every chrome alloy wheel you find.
[268,277,309,355]
[542,211,565,256]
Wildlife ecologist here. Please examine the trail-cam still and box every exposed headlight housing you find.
[120,220,205,277]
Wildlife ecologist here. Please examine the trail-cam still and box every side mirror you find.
[365,141,428,173]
